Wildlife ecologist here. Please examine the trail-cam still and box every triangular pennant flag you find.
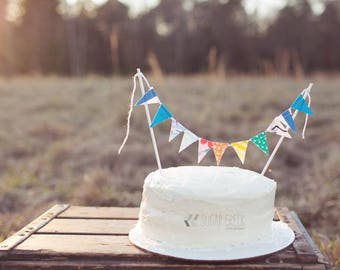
[135,88,160,106]
[150,104,173,128]
[291,94,314,115]
[231,140,249,164]
[198,138,213,163]
[266,116,292,139]
[281,109,296,131]
[179,130,199,152]
[212,142,228,166]
[250,132,269,155]
[169,119,186,142]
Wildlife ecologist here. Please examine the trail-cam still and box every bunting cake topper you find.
[118,68,314,175]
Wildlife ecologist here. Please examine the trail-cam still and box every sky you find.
[103,0,287,17]
[67,0,325,18]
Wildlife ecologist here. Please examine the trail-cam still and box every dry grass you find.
[0,74,339,266]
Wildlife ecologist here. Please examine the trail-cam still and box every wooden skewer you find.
[136,68,162,171]
[261,83,313,175]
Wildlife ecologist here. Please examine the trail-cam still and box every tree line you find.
[0,0,339,76]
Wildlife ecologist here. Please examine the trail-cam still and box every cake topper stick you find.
[136,68,163,171]
[261,83,313,175]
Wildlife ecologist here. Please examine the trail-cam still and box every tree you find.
[314,1,340,71]
[95,0,128,74]
[264,0,317,74]
[0,0,14,75]
[15,0,67,74]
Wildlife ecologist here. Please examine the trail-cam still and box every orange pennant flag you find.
[231,140,249,164]
[213,142,228,166]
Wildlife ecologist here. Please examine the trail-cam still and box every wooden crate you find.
[0,205,331,269]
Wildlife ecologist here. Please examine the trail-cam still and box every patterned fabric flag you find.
[198,138,213,163]
[179,130,199,152]
[281,109,296,131]
[150,104,173,128]
[250,132,269,155]
[231,140,249,164]
[266,116,292,139]
[212,142,228,166]
[135,88,160,106]
[169,119,186,142]
[291,94,314,115]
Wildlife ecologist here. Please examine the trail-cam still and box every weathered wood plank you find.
[0,260,305,270]
[290,212,329,266]
[37,219,136,235]
[14,234,143,255]
[277,208,301,233]
[276,208,318,264]
[302,265,327,270]
[6,234,298,265]
[59,207,280,220]
[2,251,299,267]
[58,206,139,219]
[0,204,69,251]
[0,206,328,270]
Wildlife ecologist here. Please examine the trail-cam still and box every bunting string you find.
[118,73,138,154]
[119,70,314,167]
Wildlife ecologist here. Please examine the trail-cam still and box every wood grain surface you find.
[0,205,330,270]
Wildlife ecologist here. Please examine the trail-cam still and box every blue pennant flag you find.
[135,88,160,106]
[150,104,173,128]
[281,110,296,131]
[291,95,314,115]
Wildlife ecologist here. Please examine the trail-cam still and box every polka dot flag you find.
[250,132,269,155]
[213,142,229,166]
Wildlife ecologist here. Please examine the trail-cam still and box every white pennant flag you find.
[179,130,199,152]
[169,119,186,142]
[266,116,292,139]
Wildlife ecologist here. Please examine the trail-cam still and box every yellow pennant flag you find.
[213,142,228,166]
[231,140,249,164]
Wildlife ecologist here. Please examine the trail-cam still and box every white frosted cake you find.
[131,166,277,249]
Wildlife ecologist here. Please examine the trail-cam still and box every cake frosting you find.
[133,166,277,249]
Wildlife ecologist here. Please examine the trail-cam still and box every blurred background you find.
[0,0,339,266]
[0,0,340,75]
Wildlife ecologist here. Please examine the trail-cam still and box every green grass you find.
[0,74,339,267]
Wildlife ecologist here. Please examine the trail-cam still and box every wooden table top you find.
[0,205,331,269]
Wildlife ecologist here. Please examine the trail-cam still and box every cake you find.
[131,166,277,250]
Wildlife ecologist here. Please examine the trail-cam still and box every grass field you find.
[0,74,339,266]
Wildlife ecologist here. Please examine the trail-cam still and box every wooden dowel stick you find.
[261,83,313,175]
[136,68,162,171]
